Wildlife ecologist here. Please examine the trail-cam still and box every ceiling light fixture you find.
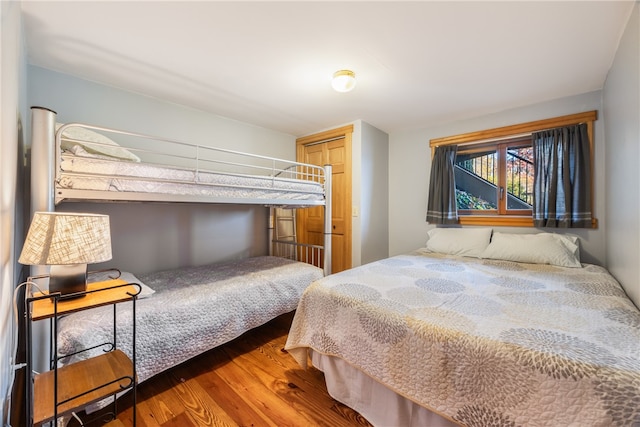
[331,69,356,93]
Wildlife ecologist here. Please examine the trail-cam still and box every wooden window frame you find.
[456,137,533,217]
[430,111,598,228]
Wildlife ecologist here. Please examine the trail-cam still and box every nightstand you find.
[25,278,138,426]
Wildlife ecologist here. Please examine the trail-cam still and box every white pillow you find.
[56,123,141,162]
[481,232,581,268]
[89,270,155,299]
[549,233,581,262]
[425,227,493,258]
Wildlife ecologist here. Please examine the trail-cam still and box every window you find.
[455,137,533,216]
[429,111,597,227]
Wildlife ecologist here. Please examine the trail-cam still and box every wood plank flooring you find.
[71,312,372,427]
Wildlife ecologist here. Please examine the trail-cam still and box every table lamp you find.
[19,212,112,296]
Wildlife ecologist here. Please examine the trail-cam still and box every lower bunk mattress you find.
[57,256,323,383]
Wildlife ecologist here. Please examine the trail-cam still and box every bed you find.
[31,108,328,207]
[26,107,333,419]
[285,229,640,427]
[30,106,333,273]
[57,256,323,384]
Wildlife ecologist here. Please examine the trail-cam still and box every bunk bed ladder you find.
[271,208,298,260]
[269,164,331,276]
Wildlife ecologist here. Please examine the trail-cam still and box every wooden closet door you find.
[297,126,352,274]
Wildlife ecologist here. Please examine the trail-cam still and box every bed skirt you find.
[310,350,460,427]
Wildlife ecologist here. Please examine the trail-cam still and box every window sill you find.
[458,216,598,228]
[458,216,534,227]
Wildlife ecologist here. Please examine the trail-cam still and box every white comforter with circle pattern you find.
[286,251,640,426]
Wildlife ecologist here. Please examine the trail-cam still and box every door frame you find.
[297,125,353,273]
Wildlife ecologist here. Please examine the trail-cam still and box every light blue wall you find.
[28,67,296,159]
[603,2,640,308]
[388,91,607,266]
[344,119,390,268]
[27,66,297,275]
[1,2,28,424]
[360,121,389,265]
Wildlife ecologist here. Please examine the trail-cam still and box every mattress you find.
[285,251,640,426]
[56,256,323,384]
[57,154,325,203]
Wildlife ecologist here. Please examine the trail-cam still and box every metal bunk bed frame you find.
[29,106,332,275]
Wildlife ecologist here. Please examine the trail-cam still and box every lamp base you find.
[49,264,87,297]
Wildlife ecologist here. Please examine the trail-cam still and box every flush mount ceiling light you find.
[331,69,356,93]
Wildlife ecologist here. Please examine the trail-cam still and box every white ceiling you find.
[21,1,635,136]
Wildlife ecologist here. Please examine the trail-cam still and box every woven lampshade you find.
[19,212,112,266]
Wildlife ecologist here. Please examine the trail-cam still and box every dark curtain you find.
[426,145,458,224]
[532,123,592,228]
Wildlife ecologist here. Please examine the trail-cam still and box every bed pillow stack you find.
[425,228,582,268]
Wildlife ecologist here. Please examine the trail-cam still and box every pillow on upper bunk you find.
[481,232,581,268]
[424,227,492,258]
[56,123,141,162]
[88,270,155,299]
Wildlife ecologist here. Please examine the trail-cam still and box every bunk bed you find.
[30,106,332,269]
[32,108,327,202]
[285,230,640,427]
[27,106,332,387]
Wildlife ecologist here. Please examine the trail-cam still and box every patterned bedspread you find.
[285,251,640,426]
[57,256,323,383]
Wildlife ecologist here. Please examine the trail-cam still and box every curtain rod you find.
[457,121,589,147]
[430,111,596,148]
[457,132,532,147]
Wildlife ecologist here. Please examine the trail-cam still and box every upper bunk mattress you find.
[58,154,325,203]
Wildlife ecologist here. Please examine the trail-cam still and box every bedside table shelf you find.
[25,278,138,426]
[30,279,138,320]
[33,349,134,425]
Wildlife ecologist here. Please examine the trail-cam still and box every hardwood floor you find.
[73,312,372,427]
